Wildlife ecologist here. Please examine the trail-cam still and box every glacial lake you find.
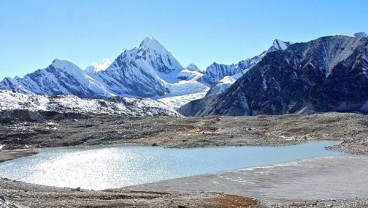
[0,141,344,190]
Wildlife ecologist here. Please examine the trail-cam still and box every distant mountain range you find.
[0,37,207,100]
[179,33,368,116]
[2,33,368,116]
[0,37,289,108]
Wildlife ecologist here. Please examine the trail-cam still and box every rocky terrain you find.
[0,178,262,208]
[1,112,367,154]
[0,112,368,207]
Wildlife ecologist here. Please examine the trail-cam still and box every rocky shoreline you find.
[0,149,39,163]
[1,112,368,207]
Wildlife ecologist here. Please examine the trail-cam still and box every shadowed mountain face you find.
[179,35,368,116]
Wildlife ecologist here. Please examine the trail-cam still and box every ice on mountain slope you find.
[165,81,209,98]
[267,39,292,53]
[219,75,237,84]
[206,76,237,96]
[177,69,203,81]
[158,92,208,109]
[0,90,181,117]
[85,59,112,73]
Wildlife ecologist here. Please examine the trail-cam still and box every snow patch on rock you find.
[0,90,181,117]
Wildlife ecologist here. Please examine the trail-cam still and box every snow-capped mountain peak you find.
[268,39,292,52]
[122,37,183,72]
[49,59,91,82]
[51,59,75,69]
[139,37,164,50]
[51,59,82,73]
[81,37,207,100]
[104,37,183,86]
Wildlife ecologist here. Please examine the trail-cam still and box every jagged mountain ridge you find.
[202,39,291,96]
[0,38,208,99]
[179,35,368,116]
[199,55,263,87]
[166,39,291,99]
[0,37,292,104]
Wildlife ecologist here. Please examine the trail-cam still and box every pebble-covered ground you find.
[0,177,261,208]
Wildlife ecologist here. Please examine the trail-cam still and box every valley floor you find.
[0,112,368,207]
[1,112,368,154]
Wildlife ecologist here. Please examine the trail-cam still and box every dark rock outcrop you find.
[180,35,368,116]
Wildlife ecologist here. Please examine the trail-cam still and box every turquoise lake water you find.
[0,141,344,190]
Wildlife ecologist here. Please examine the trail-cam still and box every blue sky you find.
[1,0,367,79]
